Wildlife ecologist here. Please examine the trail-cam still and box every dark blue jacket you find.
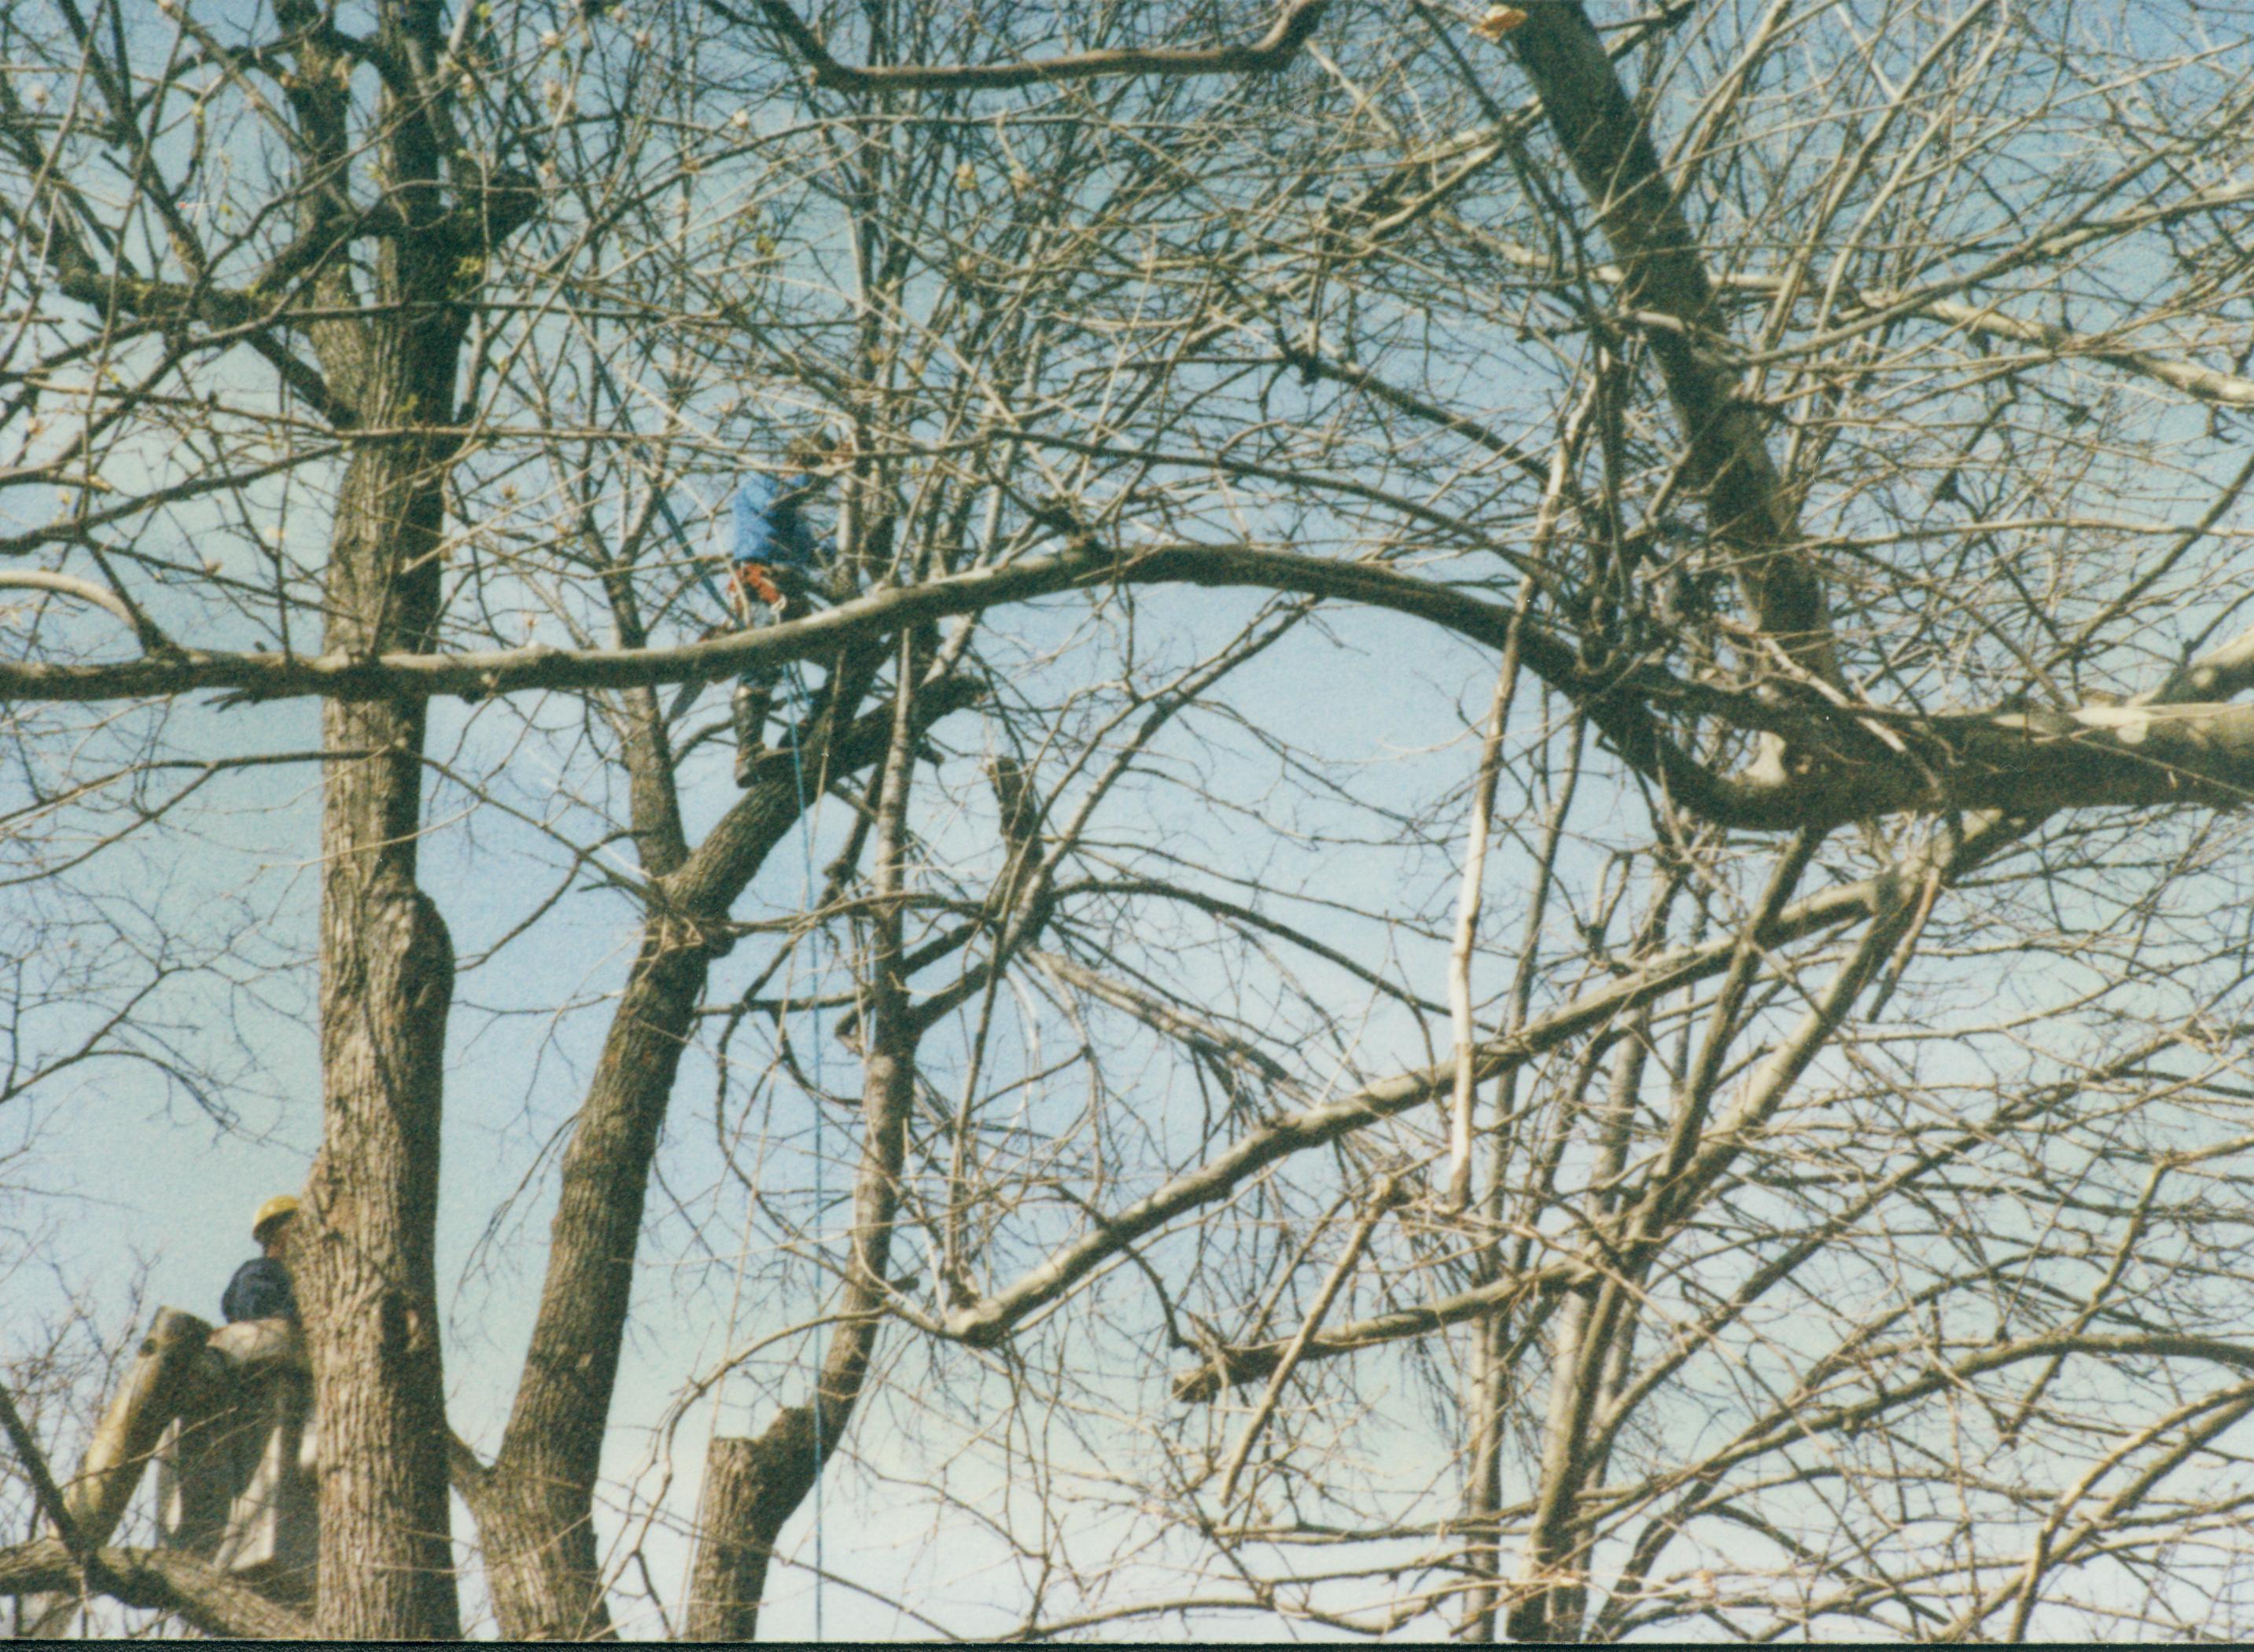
[221,1256,297,1323]
[731,473,825,571]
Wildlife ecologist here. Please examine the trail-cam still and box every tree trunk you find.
[672,651,927,1643]
[300,443,461,1640]
[465,927,712,1643]
[281,2,479,1629]
[683,1426,816,1641]
[461,672,980,1639]
[296,215,466,1650]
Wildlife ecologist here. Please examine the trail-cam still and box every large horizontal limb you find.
[737,0,1330,94]
[9,545,2254,828]
[0,543,1518,704]
[1712,611,2254,825]
[1698,697,2254,828]
[0,539,1743,837]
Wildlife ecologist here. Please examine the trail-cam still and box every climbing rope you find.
[781,659,828,1644]
[618,428,828,1635]
[572,313,833,1633]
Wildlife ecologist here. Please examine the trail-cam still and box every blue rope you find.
[782,660,826,1645]
[578,337,827,1626]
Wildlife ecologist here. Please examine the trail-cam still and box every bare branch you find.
[0,571,174,653]
[1498,2,1836,679]
[738,0,1332,94]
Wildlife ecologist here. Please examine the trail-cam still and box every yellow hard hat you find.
[251,1194,301,1242]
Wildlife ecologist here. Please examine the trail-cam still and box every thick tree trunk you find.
[465,927,712,1643]
[301,442,461,1640]
[282,3,480,1630]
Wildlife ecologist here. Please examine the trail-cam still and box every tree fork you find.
[675,641,932,1643]
[460,671,980,1639]
[297,86,471,1634]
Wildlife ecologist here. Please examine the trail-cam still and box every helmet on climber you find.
[251,1193,300,1245]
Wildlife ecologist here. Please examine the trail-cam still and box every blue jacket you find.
[731,473,825,571]
[221,1256,298,1323]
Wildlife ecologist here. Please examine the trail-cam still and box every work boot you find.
[732,682,770,786]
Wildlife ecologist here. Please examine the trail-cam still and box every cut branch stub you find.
[683,1412,820,1643]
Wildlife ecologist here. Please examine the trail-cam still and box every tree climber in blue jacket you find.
[221,1194,300,1324]
[724,447,834,786]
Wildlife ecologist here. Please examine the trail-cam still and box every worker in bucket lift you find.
[221,1194,300,1324]
[724,440,836,786]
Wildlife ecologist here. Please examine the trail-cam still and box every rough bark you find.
[287,4,473,1631]
[0,38,486,1640]
[681,1428,818,1640]
[457,907,709,1641]
[301,477,460,1643]
[0,1538,311,1641]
